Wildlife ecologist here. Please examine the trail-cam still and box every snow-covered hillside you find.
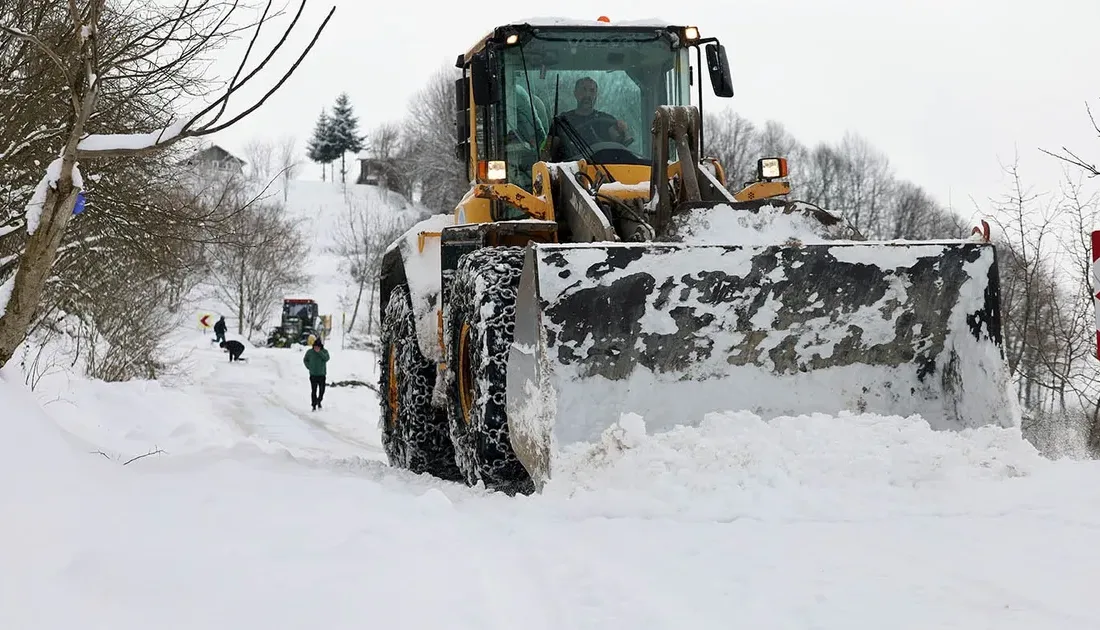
[184,178,426,348]
[4,178,1100,629]
[279,179,425,330]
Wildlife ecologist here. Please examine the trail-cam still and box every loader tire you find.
[446,247,535,495]
[379,285,461,481]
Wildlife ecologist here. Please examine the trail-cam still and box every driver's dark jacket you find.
[552,109,619,157]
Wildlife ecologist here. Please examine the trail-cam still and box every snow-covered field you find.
[5,180,1100,629]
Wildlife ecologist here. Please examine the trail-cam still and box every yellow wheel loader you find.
[378,18,1015,494]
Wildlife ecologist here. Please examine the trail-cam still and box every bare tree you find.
[697,107,962,242]
[1004,104,1100,456]
[369,122,402,161]
[972,157,1100,455]
[72,276,180,381]
[1040,101,1100,178]
[984,158,1064,399]
[206,195,309,340]
[398,64,468,212]
[837,132,894,238]
[329,192,409,335]
[276,134,299,202]
[243,137,275,183]
[702,109,760,188]
[0,0,335,370]
[1031,172,1100,454]
[803,143,849,213]
[364,121,407,194]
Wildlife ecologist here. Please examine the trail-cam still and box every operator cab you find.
[283,298,318,323]
[500,24,692,179]
[455,19,734,195]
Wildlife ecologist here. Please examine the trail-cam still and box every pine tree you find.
[306,108,339,181]
[328,92,365,184]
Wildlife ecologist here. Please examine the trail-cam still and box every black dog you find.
[219,339,246,362]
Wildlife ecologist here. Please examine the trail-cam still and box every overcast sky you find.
[207,0,1100,222]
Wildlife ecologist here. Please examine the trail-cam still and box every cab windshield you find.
[500,28,691,188]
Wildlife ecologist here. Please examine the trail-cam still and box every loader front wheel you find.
[378,285,461,481]
[446,247,534,495]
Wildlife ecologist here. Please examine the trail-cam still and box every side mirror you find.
[454,77,469,138]
[455,76,468,112]
[454,76,471,163]
[705,43,734,98]
[470,53,499,105]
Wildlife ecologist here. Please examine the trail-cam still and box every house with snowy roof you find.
[179,144,246,174]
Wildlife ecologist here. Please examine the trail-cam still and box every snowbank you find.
[0,371,128,628]
[540,410,1051,521]
[7,356,1100,630]
[0,370,109,488]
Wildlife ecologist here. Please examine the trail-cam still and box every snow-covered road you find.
[201,345,385,460]
[6,331,1100,629]
[6,180,1100,629]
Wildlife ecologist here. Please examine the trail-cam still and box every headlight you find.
[683,26,699,41]
[487,160,507,182]
[758,157,788,179]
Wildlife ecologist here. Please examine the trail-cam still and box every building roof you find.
[179,144,246,166]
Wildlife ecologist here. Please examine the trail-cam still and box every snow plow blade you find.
[505,240,1015,488]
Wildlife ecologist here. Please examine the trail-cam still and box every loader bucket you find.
[505,239,1015,488]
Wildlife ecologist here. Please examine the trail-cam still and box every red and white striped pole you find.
[1093,231,1100,361]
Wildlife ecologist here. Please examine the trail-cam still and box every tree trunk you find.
[237,253,246,335]
[0,60,90,371]
[0,186,79,368]
[1089,395,1100,457]
[366,284,376,337]
[347,274,366,331]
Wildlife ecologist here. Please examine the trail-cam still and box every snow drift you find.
[5,359,1100,630]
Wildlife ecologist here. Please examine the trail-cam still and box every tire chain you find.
[446,247,534,494]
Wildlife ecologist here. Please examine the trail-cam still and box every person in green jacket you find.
[303,339,330,410]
